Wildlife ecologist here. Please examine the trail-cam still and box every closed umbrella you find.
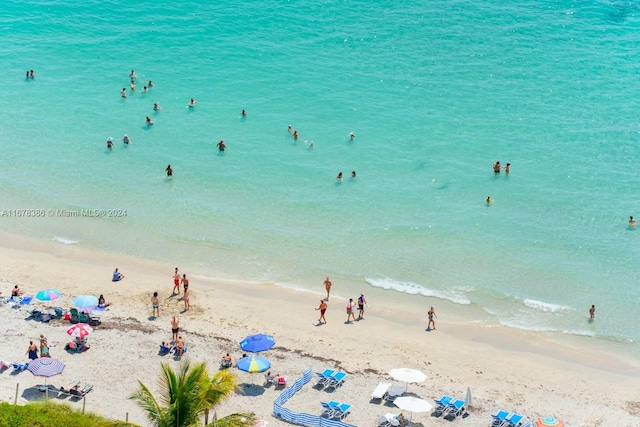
[35,289,61,302]
[239,334,275,353]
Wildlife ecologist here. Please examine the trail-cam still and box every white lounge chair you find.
[371,382,391,401]
[377,414,391,426]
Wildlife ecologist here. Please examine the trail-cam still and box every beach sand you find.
[0,232,639,427]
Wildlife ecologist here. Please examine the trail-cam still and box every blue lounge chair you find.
[334,403,352,420]
[500,413,525,427]
[159,343,173,354]
[325,371,347,390]
[12,362,29,372]
[320,401,340,418]
[434,395,453,415]
[444,399,466,419]
[491,410,510,426]
[315,369,335,388]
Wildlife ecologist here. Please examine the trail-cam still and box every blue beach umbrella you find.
[35,289,61,301]
[236,355,271,373]
[73,295,98,309]
[239,334,275,353]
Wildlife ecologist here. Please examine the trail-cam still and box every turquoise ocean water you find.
[2,0,640,354]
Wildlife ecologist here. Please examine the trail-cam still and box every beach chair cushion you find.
[371,382,391,400]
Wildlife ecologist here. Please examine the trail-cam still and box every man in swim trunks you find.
[589,305,595,319]
[493,161,501,174]
[171,316,179,342]
[181,274,189,292]
[173,268,180,295]
[357,293,367,319]
[217,140,227,152]
[323,277,332,300]
[427,306,437,330]
[176,336,185,359]
[183,286,190,311]
[151,292,159,318]
[166,165,173,177]
[315,300,327,324]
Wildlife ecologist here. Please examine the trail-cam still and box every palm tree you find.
[130,360,256,427]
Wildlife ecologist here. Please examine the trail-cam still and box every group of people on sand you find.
[25,334,50,360]
[316,277,369,324]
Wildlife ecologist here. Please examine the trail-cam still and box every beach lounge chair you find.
[384,385,407,403]
[500,413,525,427]
[371,382,391,401]
[320,401,340,418]
[491,410,510,426]
[78,312,90,323]
[325,371,347,390]
[69,308,80,324]
[443,399,466,420]
[12,362,29,372]
[433,395,453,415]
[377,414,391,426]
[315,369,335,388]
[276,376,287,388]
[333,403,352,420]
[159,343,173,354]
[52,307,65,318]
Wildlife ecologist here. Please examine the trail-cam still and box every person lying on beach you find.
[112,268,124,282]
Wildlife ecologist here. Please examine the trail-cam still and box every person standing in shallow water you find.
[165,165,173,177]
[493,161,501,174]
[589,305,595,319]
[323,277,332,300]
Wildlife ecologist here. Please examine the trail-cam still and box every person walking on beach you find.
[181,274,189,292]
[346,298,356,323]
[26,340,38,360]
[183,285,190,311]
[171,316,180,342]
[589,305,595,319]
[315,300,327,324]
[357,293,368,320]
[324,277,332,300]
[427,306,437,330]
[151,292,160,318]
[172,268,180,295]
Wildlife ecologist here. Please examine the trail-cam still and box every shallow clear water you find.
[1,0,640,348]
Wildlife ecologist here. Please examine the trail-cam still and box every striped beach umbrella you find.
[35,289,61,301]
[236,355,271,373]
[27,357,65,378]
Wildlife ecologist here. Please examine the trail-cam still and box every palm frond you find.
[205,412,258,427]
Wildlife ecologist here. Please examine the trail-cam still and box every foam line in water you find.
[366,276,471,305]
[523,298,572,313]
[53,236,78,245]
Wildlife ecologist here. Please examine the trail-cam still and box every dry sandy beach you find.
[0,232,639,427]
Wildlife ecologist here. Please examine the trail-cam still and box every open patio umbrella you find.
[239,334,275,353]
[535,417,564,427]
[35,289,61,302]
[394,396,433,423]
[73,295,98,312]
[237,355,271,373]
[27,357,65,399]
[67,323,93,339]
[389,368,427,384]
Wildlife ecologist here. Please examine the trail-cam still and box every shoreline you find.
[0,231,639,426]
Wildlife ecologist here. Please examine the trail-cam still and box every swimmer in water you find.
[29,70,34,79]
[349,132,355,140]
[493,161,501,174]
[308,140,314,148]
[288,125,293,134]
[217,140,227,152]
[142,86,148,92]
[630,216,636,227]
[486,196,493,204]
[504,163,510,174]
[148,80,154,87]
[165,165,173,177]
[188,98,197,107]
[130,69,136,79]
[241,109,246,116]
[121,88,127,98]
[130,80,136,91]
[122,134,131,145]
[351,171,356,178]
[292,130,299,140]
[153,102,162,111]
[107,138,113,151]
[146,116,154,125]
[336,172,343,181]
[26,70,29,79]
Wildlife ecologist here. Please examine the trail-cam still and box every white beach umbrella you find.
[394,396,433,422]
[388,368,427,384]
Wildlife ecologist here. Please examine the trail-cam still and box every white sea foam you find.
[365,277,471,305]
[53,236,78,245]
[523,298,572,313]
